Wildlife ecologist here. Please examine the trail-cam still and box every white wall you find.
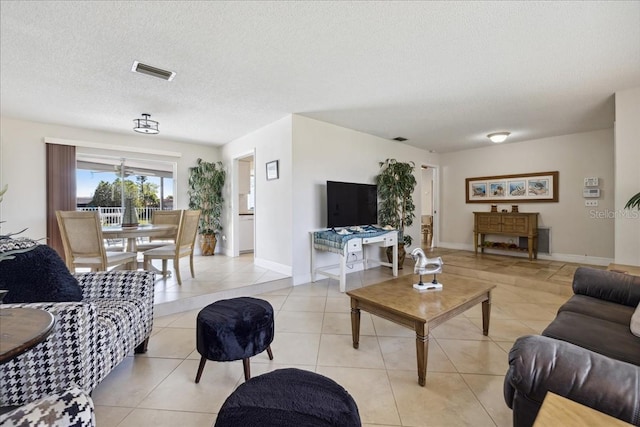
[0,116,218,241]
[291,115,439,285]
[221,116,293,275]
[439,129,615,264]
[614,86,640,266]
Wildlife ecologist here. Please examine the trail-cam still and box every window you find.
[76,154,174,225]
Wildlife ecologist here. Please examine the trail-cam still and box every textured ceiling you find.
[1,1,639,153]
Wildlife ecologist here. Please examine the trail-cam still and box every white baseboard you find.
[254,257,292,276]
[538,253,613,266]
[437,242,613,266]
[294,273,313,286]
[438,242,473,251]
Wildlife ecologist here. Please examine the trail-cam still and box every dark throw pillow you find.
[0,242,83,303]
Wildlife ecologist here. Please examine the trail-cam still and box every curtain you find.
[46,143,76,259]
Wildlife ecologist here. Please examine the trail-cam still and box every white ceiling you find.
[1,1,639,153]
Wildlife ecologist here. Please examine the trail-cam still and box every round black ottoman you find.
[195,297,274,383]
[214,368,361,427]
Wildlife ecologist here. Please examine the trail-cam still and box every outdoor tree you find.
[140,182,160,207]
[136,176,147,200]
[113,178,140,206]
[89,178,160,208]
[89,181,116,207]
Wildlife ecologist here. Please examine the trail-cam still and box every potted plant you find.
[188,159,226,255]
[624,191,640,210]
[375,158,417,269]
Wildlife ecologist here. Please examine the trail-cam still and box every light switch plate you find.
[584,177,599,187]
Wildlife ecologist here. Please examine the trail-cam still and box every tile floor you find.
[92,249,601,426]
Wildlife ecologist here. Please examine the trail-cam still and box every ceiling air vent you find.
[131,61,176,81]
[392,137,408,142]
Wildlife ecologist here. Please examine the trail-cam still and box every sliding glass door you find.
[75,154,174,225]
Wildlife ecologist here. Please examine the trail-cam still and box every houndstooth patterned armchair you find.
[0,387,95,427]
[0,270,155,407]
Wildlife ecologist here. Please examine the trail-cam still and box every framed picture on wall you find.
[465,171,558,203]
[266,160,279,181]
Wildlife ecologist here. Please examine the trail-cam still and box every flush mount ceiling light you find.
[487,132,511,143]
[133,114,159,134]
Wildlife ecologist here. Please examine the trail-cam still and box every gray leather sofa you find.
[504,267,640,427]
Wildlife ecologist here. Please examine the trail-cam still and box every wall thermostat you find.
[584,177,599,187]
[583,188,600,198]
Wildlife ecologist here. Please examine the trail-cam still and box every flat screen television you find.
[327,181,378,228]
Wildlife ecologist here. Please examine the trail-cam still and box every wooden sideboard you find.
[473,212,539,261]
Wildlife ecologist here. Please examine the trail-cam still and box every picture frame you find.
[465,171,558,203]
[266,160,279,181]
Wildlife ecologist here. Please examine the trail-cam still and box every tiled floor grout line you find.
[92,249,604,426]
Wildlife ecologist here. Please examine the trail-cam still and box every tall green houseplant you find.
[188,159,226,255]
[375,159,417,268]
[625,191,640,210]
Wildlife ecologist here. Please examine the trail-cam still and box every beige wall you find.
[2,113,630,276]
[291,115,439,285]
[614,86,640,265]
[0,116,219,242]
[439,129,615,264]
[221,116,293,275]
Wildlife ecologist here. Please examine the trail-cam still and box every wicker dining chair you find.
[421,215,433,245]
[56,211,138,272]
[143,210,201,285]
[135,209,182,252]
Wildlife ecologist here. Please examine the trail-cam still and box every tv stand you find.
[310,229,398,292]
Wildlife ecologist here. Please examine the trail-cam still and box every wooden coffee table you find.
[0,307,55,364]
[347,273,495,386]
[534,392,633,426]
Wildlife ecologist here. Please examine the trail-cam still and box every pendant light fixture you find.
[133,113,159,134]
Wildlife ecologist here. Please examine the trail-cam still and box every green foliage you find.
[375,159,417,247]
[90,181,117,206]
[137,176,160,207]
[188,159,226,235]
[89,179,159,207]
[624,191,640,210]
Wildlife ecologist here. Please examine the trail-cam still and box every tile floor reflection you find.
[93,249,603,426]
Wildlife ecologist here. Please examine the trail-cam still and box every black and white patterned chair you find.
[0,387,95,427]
[0,270,155,407]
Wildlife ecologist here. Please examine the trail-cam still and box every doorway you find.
[420,165,438,248]
[236,153,255,255]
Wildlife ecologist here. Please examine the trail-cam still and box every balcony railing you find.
[77,207,162,226]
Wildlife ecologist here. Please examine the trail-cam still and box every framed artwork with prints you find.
[466,171,558,203]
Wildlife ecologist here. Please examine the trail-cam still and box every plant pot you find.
[386,243,406,270]
[199,234,217,256]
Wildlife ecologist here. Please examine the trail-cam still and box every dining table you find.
[102,224,178,273]
[101,224,177,252]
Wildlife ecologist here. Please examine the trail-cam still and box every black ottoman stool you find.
[215,368,361,427]
[195,297,274,383]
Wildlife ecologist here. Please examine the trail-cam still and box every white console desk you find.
[310,228,398,292]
